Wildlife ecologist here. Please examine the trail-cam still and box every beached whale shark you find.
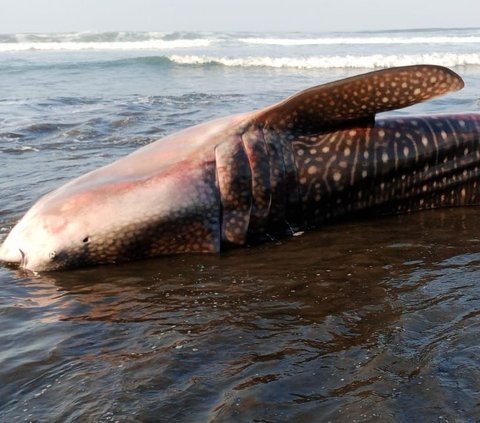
[1,64,478,271]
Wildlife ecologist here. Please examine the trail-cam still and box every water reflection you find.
[2,208,480,421]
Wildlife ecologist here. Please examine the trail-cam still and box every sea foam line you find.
[168,53,480,69]
[239,36,480,45]
[0,39,212,52]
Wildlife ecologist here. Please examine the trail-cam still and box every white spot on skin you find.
[363,151,369,159]
[382,152,389,163]
[422,136,428,147]
[322,146,330,153]
[333,172,342,182]
[403,147,409,157]
[308,166,318,175]
[298,149,305,156]
[344,147,351,157]
[362,170,368,178]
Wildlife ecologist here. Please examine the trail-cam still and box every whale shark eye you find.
[82,237,89,243]
[49,251,56,259]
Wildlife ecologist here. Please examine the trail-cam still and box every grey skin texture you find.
[0,65,478,271]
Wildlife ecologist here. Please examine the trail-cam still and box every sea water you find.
[1,28,480,422]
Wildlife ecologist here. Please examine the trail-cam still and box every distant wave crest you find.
[1,30,480,52]
[167,53,480,69]
[0,39,212,52]
[239,36,480,46]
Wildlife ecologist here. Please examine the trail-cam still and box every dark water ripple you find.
[1,210,480,422]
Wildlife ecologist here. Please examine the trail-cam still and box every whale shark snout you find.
[0,240,23,265]
[1,65,476,272]
[0,198,91,271]
[0,147,223,271]
[0,214,62,271]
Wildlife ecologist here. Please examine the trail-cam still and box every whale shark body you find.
[1,65,479,271]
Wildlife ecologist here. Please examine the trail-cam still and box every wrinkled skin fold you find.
[1,64,479,271]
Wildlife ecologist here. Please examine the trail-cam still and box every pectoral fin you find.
[255,65,464,133]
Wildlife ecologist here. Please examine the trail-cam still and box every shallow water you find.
[2,30,480,422]
[2,210,480,422]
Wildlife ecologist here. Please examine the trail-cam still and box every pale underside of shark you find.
[1,64,479,271]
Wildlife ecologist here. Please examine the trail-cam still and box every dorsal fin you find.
[255,65,464,133]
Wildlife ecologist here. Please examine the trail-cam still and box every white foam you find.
[0,39,212,52]
[168,53,480,69]
[19,146,40,152]
[239,36,480,46]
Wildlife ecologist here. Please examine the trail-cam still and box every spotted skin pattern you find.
[217,65,472,243]
[45,164,222,270]
[292,115,480,227]
[258,64,464,132]
[2,65,479,271]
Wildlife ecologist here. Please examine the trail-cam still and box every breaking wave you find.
[4,53,480,73]
[167,53,480,69]
[239,36,480,46]
[1,30,480,52]
[0,39,212,52]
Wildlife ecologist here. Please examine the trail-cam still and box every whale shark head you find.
[0,181,158,271]
[0,155,221,272]
[0,114,250,271]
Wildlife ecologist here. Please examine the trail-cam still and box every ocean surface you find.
[1,28,480,422]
